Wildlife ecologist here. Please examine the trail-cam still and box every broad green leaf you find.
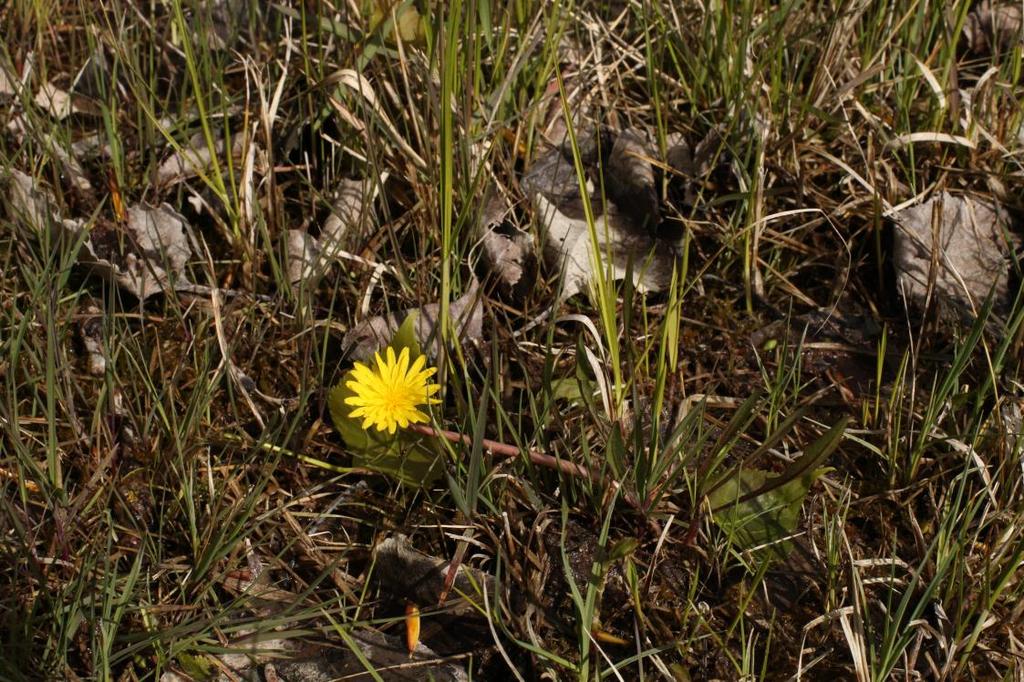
[328,375,390,455]
[708,417,848,560]
[367,0,427,45]
[351,438,443,487]
[176,652,217,681]
[549,376,586,403]
[708,465,829,560]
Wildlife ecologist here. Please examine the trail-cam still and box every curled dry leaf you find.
[6,170,195,299]
[342,281,483,362]
[475,191,535,299]
[286,176,381,290]
[522,131,680,300]
[605,127,659,233]
[892,192,1021,319]
[116,205,195,299]
[285,229,320,287]
[373,534,493,616]
[964,2,1022,55]
[154,133,246,187]
[666,126,725,209]
[320,176,380,256]
[33,81,79,120]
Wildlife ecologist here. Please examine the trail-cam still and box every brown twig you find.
[408,423,662,534]
[408,423,595,480]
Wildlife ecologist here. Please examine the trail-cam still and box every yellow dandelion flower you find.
[344,346,441,434]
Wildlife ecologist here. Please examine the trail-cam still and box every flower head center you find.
[344,346,441,434]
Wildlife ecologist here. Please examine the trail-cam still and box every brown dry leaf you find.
[114,205,195,299]
[964,2,1022,55]
[5,113,94,194]
[605,127,659,232]
[342,282,484,362]
[522,130,680,300]
[666,126,725,209]
[6,170,195,299]
[892,191,1021,318]
[286,176,382,289]
[214,627,468,681]
[6,169,62,232]
[475,192,535,299]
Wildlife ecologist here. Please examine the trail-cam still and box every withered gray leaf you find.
[373,534,492,615]
[285,177,381,289]
[0,61,15,98]
[342,281,483,362]
[118,204,194,298]
[6,113,93,193]
[666,126,726,208]
[964,2,1022,55]
[33,81,77,120]
[287,629,468,682]
[6,170,195,299]
[211,627,467,682]
[7,169,60,232]
[523,133,679,300]
[892,192,1021,318]
[535,192,674,299]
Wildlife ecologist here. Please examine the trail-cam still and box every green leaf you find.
[352,439,444,487]
[708,417,848,560]
[708,465,828,561]
[328,375,442,487]
[390,311,422,359]
[176,652,217,681]
[549,376,586,403]
[605,537,639,563]
[605,422,627,481]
